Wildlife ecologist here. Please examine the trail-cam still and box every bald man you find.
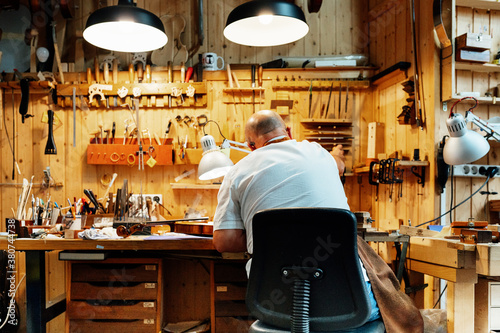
[213,110,349,253]
[211,110,425,332]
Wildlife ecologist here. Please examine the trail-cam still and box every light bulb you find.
[36,47,49,63]
[258,15,273,25]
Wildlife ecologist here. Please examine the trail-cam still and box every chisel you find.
[338,83,342,119]
[325,81,333,119]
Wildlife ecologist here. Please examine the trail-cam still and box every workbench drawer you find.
[71,263,158,282]
[69,319,157,333]
[70,282,158,300]
[66,300,157,320]
[214,282,247,301]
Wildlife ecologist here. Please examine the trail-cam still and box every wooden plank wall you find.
[0,0,381,331]
[364,0,438,233]
[435,6,500,224]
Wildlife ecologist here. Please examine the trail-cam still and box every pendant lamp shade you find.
[224,0,309,47]
[83,0,167,53]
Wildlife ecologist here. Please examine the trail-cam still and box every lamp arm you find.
[221,139,251,154]
[465,111,500,142]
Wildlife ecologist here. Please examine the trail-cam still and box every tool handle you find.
[137,62,144,82]
[145,64,151,83]
[94,57,100,83]
[87,67,92,83]
[227,64,234,88]
[258,65,263,87]
[251,65,256,88]
[112,58,119,84]
[128,64,135,83]
[103,62,109,84]
[185,67,194,82]
[19,79,30,122]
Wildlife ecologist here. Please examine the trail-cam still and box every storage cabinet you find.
[441,0,500,104]
[210,260,255,332]
[66,258,162,333]
[475,278,500,332]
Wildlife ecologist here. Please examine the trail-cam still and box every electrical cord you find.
[202,119,227,140]
[0,273,25,330]
[416,167,498,227]
[433,283,447,309]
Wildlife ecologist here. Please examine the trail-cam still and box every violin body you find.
[175,222,213,236]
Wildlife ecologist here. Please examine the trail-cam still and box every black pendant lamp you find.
[224,0,309,47]
[83,0,168,53]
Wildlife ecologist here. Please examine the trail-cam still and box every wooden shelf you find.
[301,119,353,125]
[223,87,265,93]
[170,183,220,190]
[456,0,500,10]
[272,80,370,91]
[455,62,500,72]
[447,95,500,105]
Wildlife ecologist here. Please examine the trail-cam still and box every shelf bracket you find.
[410,165,426,188]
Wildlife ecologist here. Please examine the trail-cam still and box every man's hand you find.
[330,144,346,176]
[213,229,247,253]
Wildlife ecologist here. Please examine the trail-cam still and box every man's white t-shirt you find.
[214,139,349,254]
[213,139,380,321]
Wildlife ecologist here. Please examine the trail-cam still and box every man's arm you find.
[330,144,346,176]
[213,229,247,253]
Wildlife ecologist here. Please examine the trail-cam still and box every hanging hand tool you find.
[44,110,57,155]
[112,121,116,144]
[251,65,256,112]
[308,80,313,118]
[14,69,34,123]
[100,173,117,210]
[112,58,119,84]
[338,83,342,119]
[51,22,65,84]
[345,81,349,114]
[145,64,151,83]
[128,63,135,83]
[137,62,144,83]
[72,87,76,147]
[103,62,110,84]
[325,81,333,119]
[185,67,194,82]
[163,120,172,144]
[258,65,263,106]
[180,62,185,82]
[167,61,173,108]
[94,56,100,84]
[87,67,92,83]
[135,99,144,170]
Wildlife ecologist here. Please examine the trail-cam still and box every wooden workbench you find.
[0,235,218,333]
[406,236,500,333]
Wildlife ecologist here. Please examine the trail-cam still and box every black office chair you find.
[246,208,385,333]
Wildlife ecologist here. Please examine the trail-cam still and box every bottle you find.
[493,50,500,64]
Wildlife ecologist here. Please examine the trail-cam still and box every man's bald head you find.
[245,110,288,149]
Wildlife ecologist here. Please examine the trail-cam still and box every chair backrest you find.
[246,208,371,332]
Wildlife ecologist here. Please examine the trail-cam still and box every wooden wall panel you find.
[0,0,444,328]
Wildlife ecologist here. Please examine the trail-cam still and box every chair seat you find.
[249,318,385,333]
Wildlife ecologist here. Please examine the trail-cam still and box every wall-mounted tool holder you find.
[366,157,428,201]
[57,82,207,108]
[301,119,354,172]
[87,138,174,166]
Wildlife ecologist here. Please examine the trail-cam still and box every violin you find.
[174,222,213,236]
[115,217,209,238]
